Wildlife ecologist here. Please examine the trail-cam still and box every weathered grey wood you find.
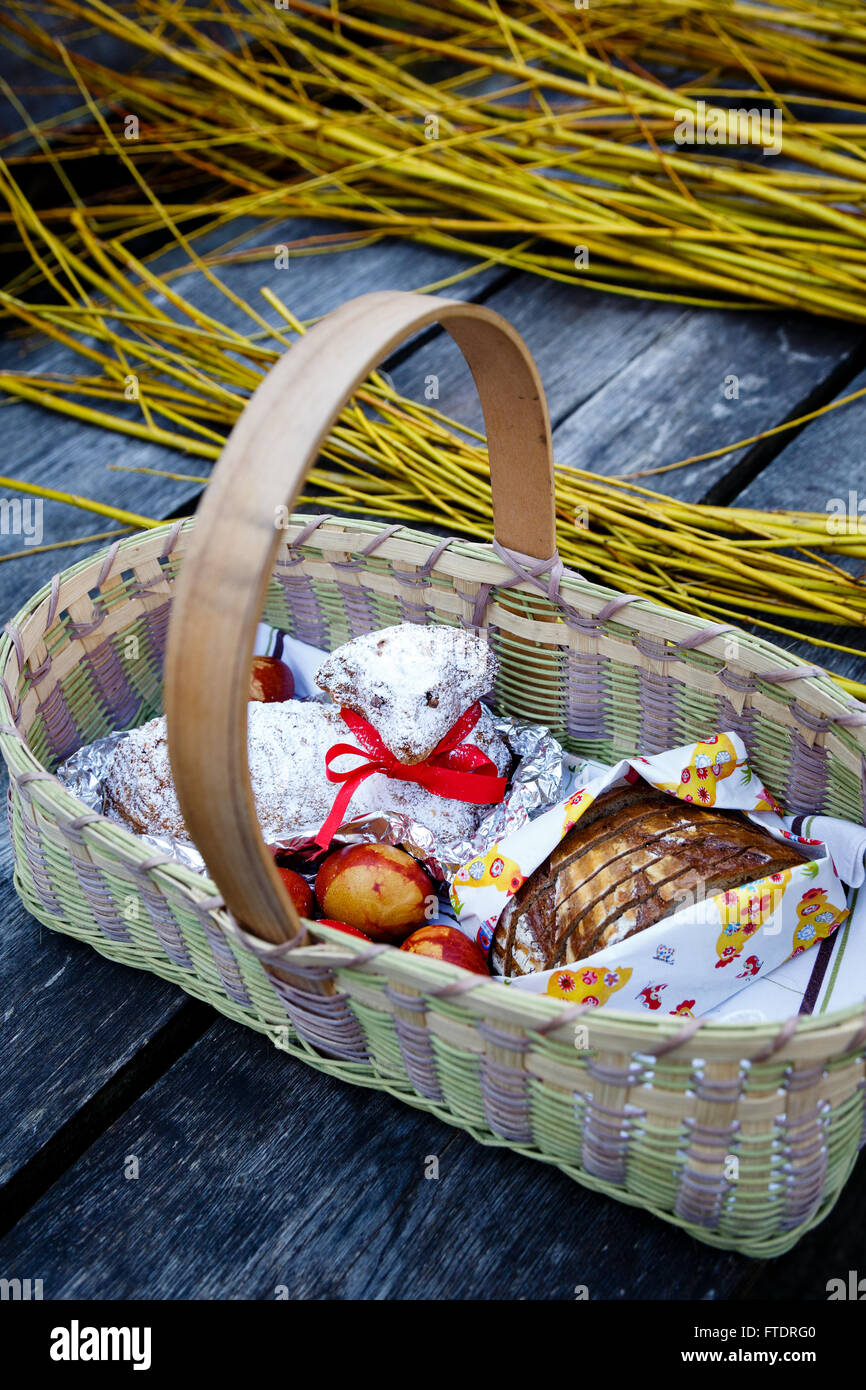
[723,362,866,684]
[0,782,188,1186]
[6,222,859,598]
[550,309,862,497]
[0,1016,756,1299]
[1,212,864,1298]
[386,292,862,501]
[730,361,866,516]
[382,282,865,685]
[386,277,686,431]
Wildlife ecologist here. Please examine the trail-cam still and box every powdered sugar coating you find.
[315,623,498,764]
[104,702,344,844]
[104,715,187,840]
[104,700,510,848]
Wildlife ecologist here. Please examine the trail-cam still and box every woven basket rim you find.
[1,513,864,1047]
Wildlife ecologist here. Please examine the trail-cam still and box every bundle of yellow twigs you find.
[6,0,866,315]
[0,1,864,694]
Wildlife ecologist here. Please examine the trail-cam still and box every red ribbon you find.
[315,702,507,849]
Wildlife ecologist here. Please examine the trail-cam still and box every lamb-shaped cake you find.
[316,623,498,764]
[103,624,508,847]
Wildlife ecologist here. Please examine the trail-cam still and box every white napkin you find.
[709,812,866,1022]
[253,625,326,699]
[780,812,866,889]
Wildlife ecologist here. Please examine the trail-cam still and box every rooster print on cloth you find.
[651,734,741,806]
[642,734,779,811]
[559,786,595,838]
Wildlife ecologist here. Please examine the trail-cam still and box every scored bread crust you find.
[491,785,804,977]
[493,787,743,974]
[496,784,670,953]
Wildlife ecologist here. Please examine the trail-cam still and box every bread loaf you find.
[491,784,805,976]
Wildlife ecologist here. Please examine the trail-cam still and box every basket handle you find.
[164,291,555,945]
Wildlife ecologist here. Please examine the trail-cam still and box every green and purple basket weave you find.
[2,511,866,1256]
[3,291,866,1257]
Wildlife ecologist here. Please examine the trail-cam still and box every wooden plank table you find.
[1,208,865,1300]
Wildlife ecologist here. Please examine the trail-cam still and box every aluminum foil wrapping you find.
[55,714,576,885]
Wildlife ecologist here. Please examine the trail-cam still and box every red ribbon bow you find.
[315,702,507,849]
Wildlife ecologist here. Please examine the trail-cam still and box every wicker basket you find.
[3,291,866,1258]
